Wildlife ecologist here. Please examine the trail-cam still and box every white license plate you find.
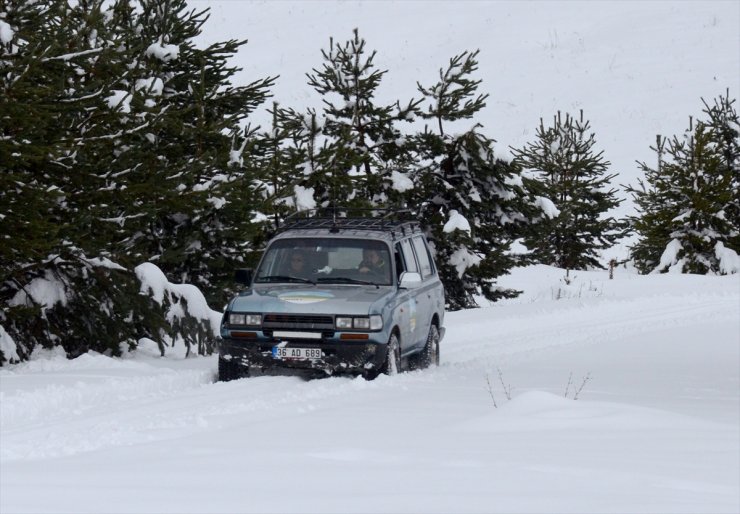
[272,346,324,360]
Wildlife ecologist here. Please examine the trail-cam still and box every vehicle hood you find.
[228,284,395,316]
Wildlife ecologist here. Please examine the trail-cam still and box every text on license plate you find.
[272,347,324,360]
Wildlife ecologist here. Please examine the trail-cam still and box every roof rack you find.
[280,208,422,237]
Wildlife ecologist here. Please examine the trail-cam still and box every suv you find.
[218,212,445,380]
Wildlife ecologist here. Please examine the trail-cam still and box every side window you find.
[394,243,405,280]
[412,236,433,278]
[400,239,418,274]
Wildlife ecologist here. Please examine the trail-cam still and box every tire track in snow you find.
[2,291,736,462]
[0,361,434,462]
[442,293,738,369]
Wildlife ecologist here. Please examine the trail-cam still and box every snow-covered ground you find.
[2,266,738,513]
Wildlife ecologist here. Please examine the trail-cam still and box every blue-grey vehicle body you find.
[218,218,445,380]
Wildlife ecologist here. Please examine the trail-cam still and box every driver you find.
[358,248,386,275]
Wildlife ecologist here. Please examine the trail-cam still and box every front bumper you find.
[219,335,387,377]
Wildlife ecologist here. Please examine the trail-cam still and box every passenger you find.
[287,249,308,276]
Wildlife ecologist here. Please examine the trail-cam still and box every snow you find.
[653,238,684,274]
[81,256,127,271]
[134,263,222,335]
[443,209,471,233]
[0,19,13,45]
[449,245,482,278]
[145,40,179,62]
[206,196,227,209]
[134,76,164,96]
[390,169,414,192]
[1,267,738,513]
[715,241,740,275]
[8,270,68,309]
[534,195,561,219]
[0,326,18,363]
[106,90,131,113]
[293,184,317,211]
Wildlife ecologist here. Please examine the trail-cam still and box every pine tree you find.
[300,28,419,208]
[0,0,169,361]
[511,111,628,270]
[1,0,275,362]
[627,92,739,274]
[409,51,531,310]
[703,91,740,253]
[88,0,275,304]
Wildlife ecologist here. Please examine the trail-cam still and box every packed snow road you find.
[1,267,738,513]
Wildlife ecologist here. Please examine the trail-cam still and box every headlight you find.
[336,317,353,329]
[245,314,262,326]
[229,313,246,325]
[335,315,383,331]
[229,313,261,326]
[369,315,383,331]
[353,317,370,329]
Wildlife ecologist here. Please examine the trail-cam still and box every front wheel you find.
[420,324,440,369]
[381,333,401,376]
[218,356,242,382]
[410,324,440,370]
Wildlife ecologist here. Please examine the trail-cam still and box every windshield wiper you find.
[257,275,315,284]
[317,276,378,286]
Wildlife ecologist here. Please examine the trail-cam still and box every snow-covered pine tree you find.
[628,92,739,274]
[703,91,740,254]
[250,103,323,231]
[1,0,275,362]
[0,1,68,288]
[93,0,275,306]
[409,50,530,310]
[0,0,171,362]
[302,28,419,208]
[511,111,628,270]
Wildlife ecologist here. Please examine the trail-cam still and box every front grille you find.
[262,314,334,330]
[262,329,336,339]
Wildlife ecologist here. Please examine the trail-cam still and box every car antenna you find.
[330,202,340,233]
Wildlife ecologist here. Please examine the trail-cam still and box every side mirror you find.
[399,271,422,289]
[234,268,253,285]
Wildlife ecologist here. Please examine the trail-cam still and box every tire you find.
[381,333,401,376]
[218,356,242,382]
[419,324,440,369]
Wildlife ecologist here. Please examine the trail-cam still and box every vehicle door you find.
[410,235,438,348]
[395,239,420,354]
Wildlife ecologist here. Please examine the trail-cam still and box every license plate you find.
[272,346,324,360]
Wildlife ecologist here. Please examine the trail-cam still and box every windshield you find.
[254,237,392,286]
